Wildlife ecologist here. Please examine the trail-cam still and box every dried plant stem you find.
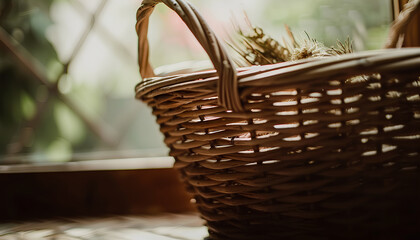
[230,20,353,66]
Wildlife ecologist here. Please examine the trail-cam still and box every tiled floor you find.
[0,214,208,240]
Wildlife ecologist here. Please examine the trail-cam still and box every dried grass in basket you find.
[135,0,420,239]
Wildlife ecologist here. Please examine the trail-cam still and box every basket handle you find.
[136,0,243,112]
[385,0,420,48]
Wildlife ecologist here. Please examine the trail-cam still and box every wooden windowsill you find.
[0,158,194,221]
[0,157,175,174]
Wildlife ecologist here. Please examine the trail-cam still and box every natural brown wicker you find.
[135,0,420,239]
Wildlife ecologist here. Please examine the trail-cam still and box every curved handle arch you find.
[136,0,243,111]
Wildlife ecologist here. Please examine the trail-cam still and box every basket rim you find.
[135,48,420,99]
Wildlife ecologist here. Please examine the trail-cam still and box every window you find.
[1,0,393,165]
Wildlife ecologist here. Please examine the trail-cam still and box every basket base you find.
[191,172,420,240]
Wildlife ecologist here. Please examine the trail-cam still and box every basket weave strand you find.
[385,0,420,48]
[136,0,420,239]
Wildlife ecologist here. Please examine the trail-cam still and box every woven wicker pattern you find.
[136,0,420,239]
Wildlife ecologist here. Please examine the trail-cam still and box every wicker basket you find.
[135,0,420,239]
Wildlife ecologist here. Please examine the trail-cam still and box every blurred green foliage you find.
[0,0,167,162]
[0,0,61,155]
[262,0,390,49]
